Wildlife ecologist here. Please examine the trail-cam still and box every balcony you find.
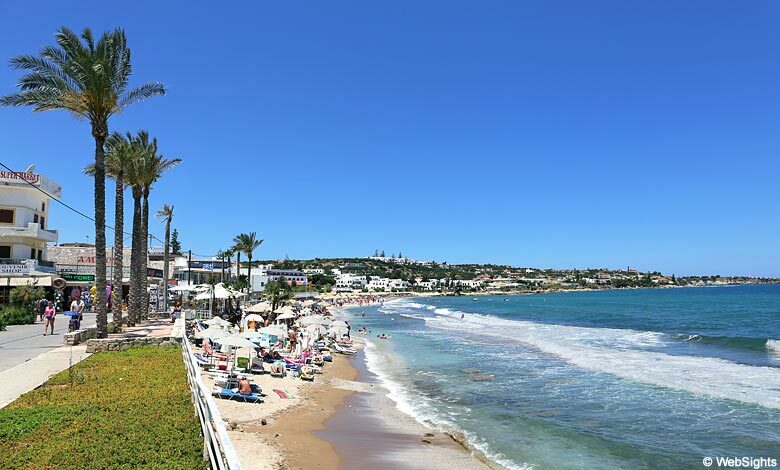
[0,223,58,243]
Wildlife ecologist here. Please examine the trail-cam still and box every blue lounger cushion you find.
[217,388,263,403]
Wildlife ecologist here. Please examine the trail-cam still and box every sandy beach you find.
[203,310,490,469]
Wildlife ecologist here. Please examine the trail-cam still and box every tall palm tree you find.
[85,131,137,329]
[156,204,174,313]
[1,27,165,338]
[124,132,155,326]
[223,247,235,281]
[233,232,264,295]
[130,131,181,321]
[142,157,179,319]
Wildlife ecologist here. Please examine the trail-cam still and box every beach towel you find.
[272,389,294,399]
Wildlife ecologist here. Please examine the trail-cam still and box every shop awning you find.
[1,276,53,287]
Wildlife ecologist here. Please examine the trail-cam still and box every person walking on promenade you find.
[43,301,56,336]
[70,297,85,322]
[36,298,46,322]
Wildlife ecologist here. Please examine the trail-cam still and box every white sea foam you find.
[419,309,780,409]
[362,337,533,470]
[767,340,780,352]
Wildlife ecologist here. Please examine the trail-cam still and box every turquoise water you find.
[346,285,780,469]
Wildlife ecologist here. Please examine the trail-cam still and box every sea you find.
[343,284,780,469]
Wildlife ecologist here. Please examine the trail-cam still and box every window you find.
[33,214,39,223]
[41,202,45,211]
[0,246,10,258]
[30,247,35,258]
[40,216,45,229]
[0,209,13,224]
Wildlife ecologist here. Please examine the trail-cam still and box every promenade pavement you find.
[0,312,96,373]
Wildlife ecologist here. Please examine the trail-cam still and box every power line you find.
[0,161,166,245]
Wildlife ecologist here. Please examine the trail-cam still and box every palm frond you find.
[117,82,166,110]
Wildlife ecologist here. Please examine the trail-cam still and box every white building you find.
[0,167,61,302]
[0,168,60,262]
[303,268,324,275]
[336,274,367,290]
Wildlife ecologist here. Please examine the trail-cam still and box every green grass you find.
[0,346,206,469]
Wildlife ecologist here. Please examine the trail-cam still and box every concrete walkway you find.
[0,343,91,409]
[0,312,96,373]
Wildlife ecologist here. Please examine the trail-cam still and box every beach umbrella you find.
[245,301,272,313]
[302,299,317,307]
[328,325,348,338]
[259,325,287,337]
[219,335,257,349]
[244,313,264,323]
[275,312,296,321]
[274,305,296,316]
[239,330,262,339]
[304,324,324,336]
[195,327,228,340]
[321,318,332,326]
[203,316,225,326]
[330,320,348,328]
[298,316,325,326]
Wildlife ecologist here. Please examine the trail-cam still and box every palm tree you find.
[142,157,179,319]
[84,131,137,329]
[1,27,165,337]
[205,274,218,317]
[223,247,235,281]
[233,232,264,295]
[156,204,174,313]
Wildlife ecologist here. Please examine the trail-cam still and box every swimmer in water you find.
[461,313,465,320]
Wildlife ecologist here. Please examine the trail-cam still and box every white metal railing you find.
[181,332,242,470]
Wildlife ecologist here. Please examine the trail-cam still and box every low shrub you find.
[0,306,35,326]
[0,346,205,469]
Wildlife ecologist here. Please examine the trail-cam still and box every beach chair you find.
[193,353,215,370]
[250,357,266,374]
[236,356,250,372]
[216,388,263,404]
[203,339,229,361]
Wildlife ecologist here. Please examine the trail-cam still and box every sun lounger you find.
[193,353,215,370]
[216,388,263,404]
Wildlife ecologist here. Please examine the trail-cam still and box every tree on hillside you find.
[170,229,182,255]
[2,27,166,337]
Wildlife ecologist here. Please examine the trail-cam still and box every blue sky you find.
[1,1,779,276]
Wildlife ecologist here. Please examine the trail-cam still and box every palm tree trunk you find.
[142,193,150,319]
[112,173,124,329]
[236,252,241,311]
[128,189,142,326]
[163,219,170,313]
[247,255,252,295]
[93,135,109,338]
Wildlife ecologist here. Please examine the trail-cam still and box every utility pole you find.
[188,249,192,286]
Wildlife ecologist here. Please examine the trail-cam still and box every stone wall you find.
[85,336,182,353]
[64,326,98,346]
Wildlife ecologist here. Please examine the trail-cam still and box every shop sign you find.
[0,264,30,274]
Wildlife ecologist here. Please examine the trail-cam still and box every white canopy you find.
[219,335,257,349]
[329,325,349,337]
[329,320,348,328]
[259,325,287,337]
[195,327,228,340]
[244,313,264,323]
[275,312,296,321]
[274,305,296,316]
[195,283,245,300]
[245,301,272,313]
[298,315,325,326]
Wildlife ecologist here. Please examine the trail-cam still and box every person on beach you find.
[238,376,252,394]
[43,301,55,335]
